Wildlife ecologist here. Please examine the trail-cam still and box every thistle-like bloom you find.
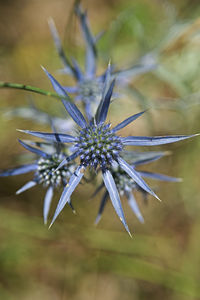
[0,139,76,224]
[49,2,156,118]
[94,151,182,225]
[18,67,198,235]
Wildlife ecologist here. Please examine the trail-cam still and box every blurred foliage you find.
[1,0,200,299]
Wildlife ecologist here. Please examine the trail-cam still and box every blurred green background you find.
[1,0,200,299]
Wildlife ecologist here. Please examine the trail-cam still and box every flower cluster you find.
[0,2,198,235]
[5,65,195,235]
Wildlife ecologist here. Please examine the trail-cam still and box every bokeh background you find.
[1,0,200,299]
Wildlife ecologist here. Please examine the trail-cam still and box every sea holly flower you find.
[49,2,156,119]
[18,68,198,235]
[94,151,182,225]
[48,17,102,119]
[0,139,76,224]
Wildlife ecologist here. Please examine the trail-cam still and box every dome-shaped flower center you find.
[77,124,123,169]
[112,166,137,195]
[36,153,74,188]
[79,79,102,102]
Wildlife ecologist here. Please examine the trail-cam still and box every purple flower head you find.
[36,153,74,188]
[94,151,182,225]
[0,139,76,224]
[49,2,156,119]
[19,67,198,236]
[76,122,123,170]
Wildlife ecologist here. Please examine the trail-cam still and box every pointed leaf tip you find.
[112,110,146,133]
[41,65,46,72]
[95,214,101,225]
[128,231,133,238]
[118,157,160,201]
[43,69,88,128]
[16,181,36,195]
[16,129,25,133]
[155,195,161,202]
[119,217,132,237]
[48,223,52,230]
[102,169,130,235]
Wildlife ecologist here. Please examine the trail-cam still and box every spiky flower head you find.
[95,151,182,225]
[77,123,123,169]
[19,67,198,235]
[0,139,76,224]
[110,150,172,196]
[49,3,156,120]
[36,153,74,188]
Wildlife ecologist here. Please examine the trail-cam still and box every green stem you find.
[0,81,72,102]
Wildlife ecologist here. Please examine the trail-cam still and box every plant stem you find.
[0,81,72,102]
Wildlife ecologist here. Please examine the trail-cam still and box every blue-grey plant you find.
[0,139,76,224]
[49,2,156,119]
[94,151,181,225]
[17,66,198,235]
